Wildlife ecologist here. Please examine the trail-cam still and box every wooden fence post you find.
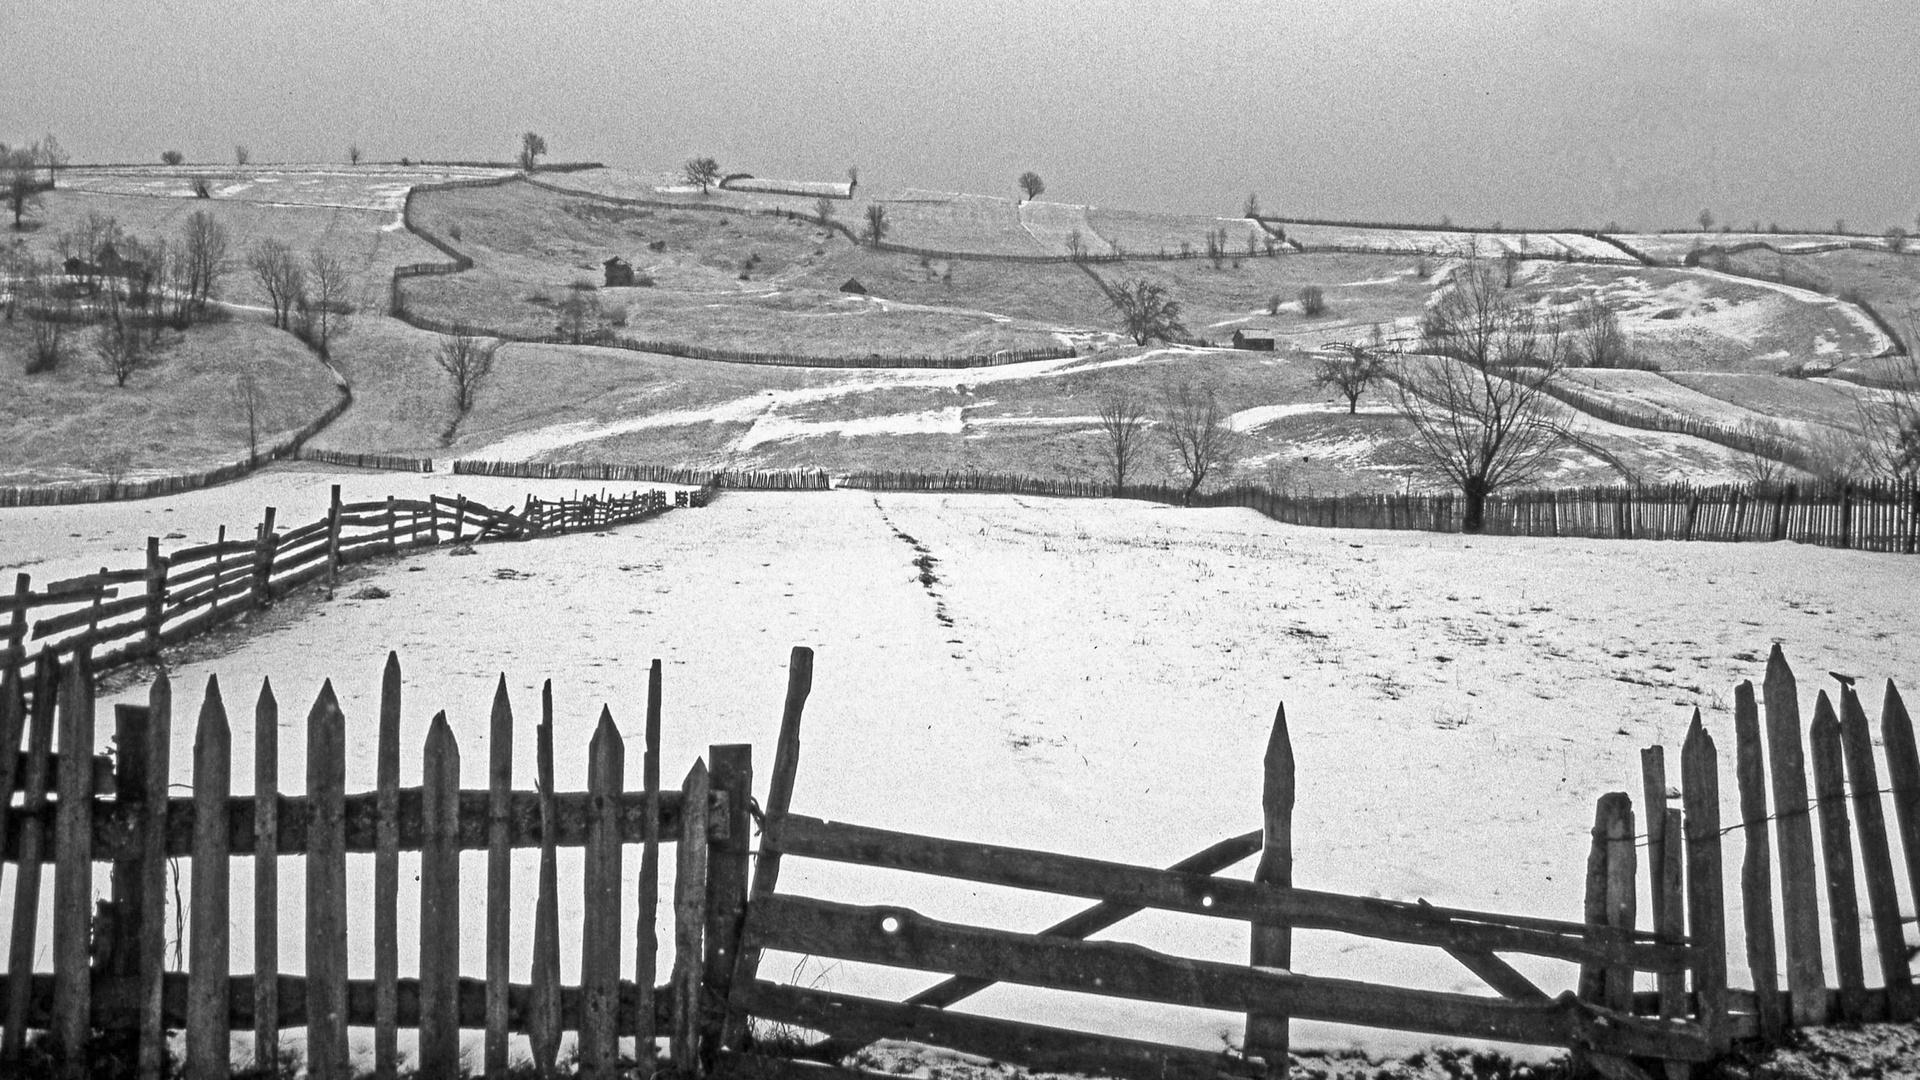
[143,538,164,654]
[1732,682,1785,1041]
[1640,746,1669,942]
[1763,646,1827,1026]
[1578,792,1630,1020]
[1808,693,1866,1019]
[1248,704,1293,1080]
[529,682,563,1077]
[307,680,350,1080]
[187,676,231,1080]
[1883,681,1920,1000]
[137,676,172,1080]
[672,760,712,1077]
[637,660,666,1062]
[724,648,813,1048]
[386,495,399,556]
[1604,795,1637,1015]
[420,713,462,1080]
[253,507,277,607]
[102,700,148,1062]
[3,651,59,1067]
[4,573,27,667]
[253,679,280,1073]
[373,653,400,1080]
[487,676,514,1079]
[704,744,754,1062]
[1681,711,1730,1054]
[1838,685,1915,1020]
[581,708,626,1076]
[326,485,342,595]
[51,648,95,1079]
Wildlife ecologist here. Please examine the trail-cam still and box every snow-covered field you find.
[1282,224,1634,263]
[56,164,513,212]
[5,474,1917,1066]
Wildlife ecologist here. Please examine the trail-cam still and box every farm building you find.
[1232,328,1277,351]
[840,278,868,295]
[603,256,635,287]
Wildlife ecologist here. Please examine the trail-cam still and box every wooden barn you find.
[1232,327,1277,351]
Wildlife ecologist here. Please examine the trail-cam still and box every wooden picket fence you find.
[1607,647,1920,1036]
[838,472,1920,553]
[2,486,673,688]
[295,449,435,474]
[454,460,831,491]
[1,646,1723,1080]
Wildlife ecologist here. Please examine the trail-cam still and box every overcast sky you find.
[5,0,1916,231]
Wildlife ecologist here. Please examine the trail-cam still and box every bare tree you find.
[348,143,362,166]
[1095,387,1151,490]
[1399,260,1575,531]
[519,132,547,173]
[1853,327,1920,483]
[234,144,251,166]
[865,203,889,245]
[1732,419,1791,489]
[190,176,213,198]
[1160,380,1240,505]
[232,372,265,460]
[97,298,149,387]
[6,143,43,229]
[434,328,502,421]
[1298,285,1326,316]
[684,157,721,193]
[295,249,354,359]
[1017,171,1044,201]
[21,257,74,373]
[1107,277,1186,345]
[1698,208,1714,232]
[39,134,67,188]
[161,150,185,166]
[814,196,835,229]
[247,238,303,330]
[1888,226,1909,254]
[1066,227,1085,261]
[180,209,230,317]
[847,165,859,190]
[1243,192,1261,218]
[1571,298,1643,369]
[1313,342,1385,413]
[556,285,600,344]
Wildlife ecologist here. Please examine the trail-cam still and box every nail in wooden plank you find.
[375,653,401,1080]
[187,676,231,1080]
[1762,646,1826,1026]
[420,712,462,1080]
[1809,693,1866,1020]
[306,679,350,1079]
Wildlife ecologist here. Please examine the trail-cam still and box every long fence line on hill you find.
[0,483,679,688]
[837,470,1920,552]
[452,459,830,490]
[0,387,353,509]
[295,448,435,473]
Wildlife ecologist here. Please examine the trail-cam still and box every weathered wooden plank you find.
[674,760,712,1075]
[250,508,277,609]
[420,713,462,1080]
[1762,646,1826,1027]
[1656,808,1688,1045]
[252,679,280,1073]
[1248,704,1293,1077]
[759,815,1684,971]
[1640,746,1669,935]
[637,659,665,1061]
[1808,693,1866,1019]
[581,708,626,1076]
[1681,712,1730,1053]
[529,684,562,1077]
[1604,795,1638,1015]
[1882,681,1920,1005]
[724,649,808,1050]
[704,744,753,1060]
[487,675,513,1079]
[188,676,232,1080]
[744,895,1711,1061]
[306,679,350,1079]
[1447,947,1547,1001]
[375,653,401,1080]
[1731,681,1785,1043]
[50,648,94,1075]
[0,581,117,615]
[1838,685,1914,1020]
[138,676,173,1080]
[1,652,58,1067]
[739,980,1262,1080]
[167,537,260,565]
[0,662,22,873]
[904,829,1265,1010]
[31,590,148,638]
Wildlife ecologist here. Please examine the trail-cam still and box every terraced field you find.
[1282,223,1632,262]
